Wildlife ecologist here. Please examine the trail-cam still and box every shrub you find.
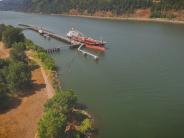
[0,24,6,41]
[38,109,67,138]
[5,61,31,91]
[38,91,77,138]
[35,51,56,70]
[10,42,28,63]
[44,90,77,113]
[2,25,25,48]
[79,119,92,134]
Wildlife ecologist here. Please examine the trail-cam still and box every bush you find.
[0,70,10,109]
[0,89,10,109]
[5,61,31,91]
[38,109,67,138]
[150,10,176,19]
[38,91,77,138]
[0,59,9,68]
[44,90,77,113]
[10,42,28,63]
[2,25,25,48]
[25,39,44,51]
[0,24,6,41]
[35,51,56,70]
[79,119,92,134]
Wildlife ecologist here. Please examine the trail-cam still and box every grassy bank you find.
[25,39,61,95]
[24,39,96,138]
[0,24,96,138]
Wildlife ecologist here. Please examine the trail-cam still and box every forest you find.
[23,0,184,15]
[1,0,184,18]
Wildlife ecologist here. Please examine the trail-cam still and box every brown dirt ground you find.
[0,43,49,138]
[0,42,10,59]
[0,67,48,138]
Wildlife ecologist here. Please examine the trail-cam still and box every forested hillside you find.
[26,0,184,14]
[0,0,24,10]
[1,0,184,19]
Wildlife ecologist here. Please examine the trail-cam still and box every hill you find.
[1,0,184,19]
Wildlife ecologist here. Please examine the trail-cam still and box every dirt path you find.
[0,42,10,58]
[0,43,54,138]
[0,67,48,138]
[40,67,55,98]
[28,55,55,99]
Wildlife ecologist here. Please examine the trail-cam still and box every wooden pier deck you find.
[19,24,75,45]
[19,24,99,60]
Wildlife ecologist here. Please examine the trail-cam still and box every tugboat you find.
[67,28,106,51]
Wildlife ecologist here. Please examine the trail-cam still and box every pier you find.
[19,24,76,45]
[78,44,99,60]
[45,47,61,53]
[19,24,99,60]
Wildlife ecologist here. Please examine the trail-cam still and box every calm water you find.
[1,11,184,138]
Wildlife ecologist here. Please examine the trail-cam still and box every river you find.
[1,11,184,138]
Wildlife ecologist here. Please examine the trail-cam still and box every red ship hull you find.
[67,29,106,51]
[85,45,106,51]
[71,37,105,47]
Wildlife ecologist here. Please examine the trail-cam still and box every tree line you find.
[0,24,55,108]
[0,24,31,109]
[22,0,184,16]
[1,0,184,18]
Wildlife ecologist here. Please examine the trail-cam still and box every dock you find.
[78,44,99,60]
[19,24,99,60]
[19,24,74,45]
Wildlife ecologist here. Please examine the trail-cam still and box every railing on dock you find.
[78,44,99,60]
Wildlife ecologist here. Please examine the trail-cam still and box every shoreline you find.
[28,55,55,99]
[60,14,184,25]
[2,10,184,25]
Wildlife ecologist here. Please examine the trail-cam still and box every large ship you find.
[67,28,106,51]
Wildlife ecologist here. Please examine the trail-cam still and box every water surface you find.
[1,11,184,138]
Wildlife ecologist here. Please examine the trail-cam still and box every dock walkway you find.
[19,24,72,44]
[19,24,99,60]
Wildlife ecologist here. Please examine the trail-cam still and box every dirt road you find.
[0,42,52,138]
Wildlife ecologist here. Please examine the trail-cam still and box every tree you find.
[0,59,8,68]
[10,42,28,63]
[5,61,31,91]
[36,51,56,70]
[0,72,9,109]
[44,90,77,114]
[38,109,67,138]
[2,26,25,48]
[79,119,92,134]
[0,24,6,41]
[38,91,78,138]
